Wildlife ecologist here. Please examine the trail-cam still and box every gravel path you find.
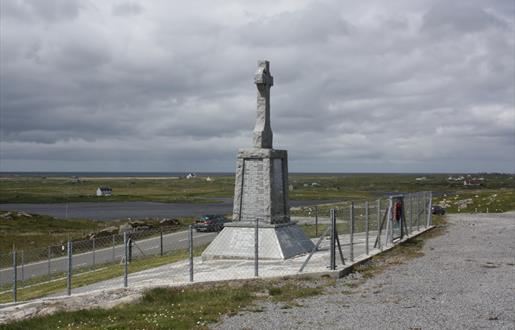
[214,212,515,330]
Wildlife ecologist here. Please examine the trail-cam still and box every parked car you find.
[194,215,226,232]
[431,205,446,215]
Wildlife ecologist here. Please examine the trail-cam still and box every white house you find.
[96,186,112,196]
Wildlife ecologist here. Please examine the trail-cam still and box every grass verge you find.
[0,245,207,303]
[0,277,332,330]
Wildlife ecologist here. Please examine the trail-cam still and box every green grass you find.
[298,223,330,238]
[0,211,196,256]
[433,189,515,213]
[0,176,235,204]
[0,278,329,330]
[289,173,514,201]
[0,212,105,252]
[2,173,513,204]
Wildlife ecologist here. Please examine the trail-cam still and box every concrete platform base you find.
[201,222,315,260]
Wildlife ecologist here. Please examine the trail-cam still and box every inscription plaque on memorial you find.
[241,159,265,222]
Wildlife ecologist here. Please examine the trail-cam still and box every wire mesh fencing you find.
[0,225,193,303]
[0,191,433,304]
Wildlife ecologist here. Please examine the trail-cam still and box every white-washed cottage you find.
[96,186,112,196]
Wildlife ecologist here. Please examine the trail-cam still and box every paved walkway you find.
[66,229,387,294]
[214,212,515,330]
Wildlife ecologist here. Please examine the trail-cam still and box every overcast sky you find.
[1,0,514,173]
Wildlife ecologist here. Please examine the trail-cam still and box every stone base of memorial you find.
[201,221,314,260]
[232,148,289,224]
[202,148,314,260]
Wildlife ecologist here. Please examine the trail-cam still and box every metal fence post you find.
[422,192,425,225]
[254,219,259,277]
[350,202,354,262]
[67,241,72,296]
[377,198,381,229]
[112,234,116,262]
[385,196,393,246]
[124,232,128,288]
[417,194,420,231]
[128,236,133,263]
[377,199,382,250]
[365,201,369,255]
[20,250,24,282]
[329,209,336,270]
[160,228,164,256]
[92,238,96,267]
[189,225,194,282]
[47,246,51,279]
[315,206,319,237]
[12,250,17,303]
[426,191,432,228]
[409,193,413,234]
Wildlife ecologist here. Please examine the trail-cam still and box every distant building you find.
[206,177,214,182]
[447,176,465,182]
[96,186,112,196]
[463,179,481,186]
[185,173,197,179]
[415,177,427,181]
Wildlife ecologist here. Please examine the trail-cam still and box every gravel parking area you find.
[214,212,515,330]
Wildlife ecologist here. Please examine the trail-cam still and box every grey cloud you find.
[52,41,112,71]
[239,3,349,46]
[0,0,513,172]
[2,0,81,22]
[112,2,144,16]
[422,1,508,34]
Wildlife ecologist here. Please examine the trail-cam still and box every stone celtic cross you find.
[252,60,274,149]
[201,60,315,260]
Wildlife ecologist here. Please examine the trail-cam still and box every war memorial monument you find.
[202,61,315,260]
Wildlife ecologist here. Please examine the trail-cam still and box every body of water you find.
[0,199,332,221]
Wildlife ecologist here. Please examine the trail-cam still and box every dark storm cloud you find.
[0,0,513,172]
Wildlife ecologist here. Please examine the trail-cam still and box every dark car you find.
[431,205,446,215]
[194,215,226,232]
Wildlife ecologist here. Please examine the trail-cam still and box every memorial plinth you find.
[202,61,314,260]
[233,148,289,224]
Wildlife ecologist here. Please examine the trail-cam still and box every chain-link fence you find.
[0,192,433,304]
